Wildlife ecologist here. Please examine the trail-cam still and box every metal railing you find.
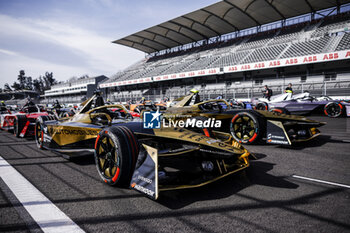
[107,80,350,103]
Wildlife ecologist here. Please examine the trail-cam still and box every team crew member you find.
[53,100,61,109]
[263,85,273,101]
[285,83,293,94]
[139,97,146,104]
[0,101,6,111]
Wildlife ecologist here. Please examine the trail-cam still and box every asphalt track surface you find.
[0,116,349,233]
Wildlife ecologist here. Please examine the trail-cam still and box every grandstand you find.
[41,75,107,105]
[0,90,40,105]
[100,0,350,102]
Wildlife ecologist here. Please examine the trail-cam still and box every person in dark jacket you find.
[263,85,273,101]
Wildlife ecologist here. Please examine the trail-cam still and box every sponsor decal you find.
[137,175,152,184]
[143,110,162,129]
[267,139,289,145]
[49,127,98,136]
[267,133,286,140]
[131,183,155,197]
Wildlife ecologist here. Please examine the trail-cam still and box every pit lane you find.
[0,116,349,232]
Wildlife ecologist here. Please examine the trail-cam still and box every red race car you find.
[0,104,13,130]
[3,101,51,137]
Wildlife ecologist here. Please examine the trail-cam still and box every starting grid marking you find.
[0,156,85,233]
[292,175,350,189]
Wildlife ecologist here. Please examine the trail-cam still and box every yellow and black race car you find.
[164,91,326,145]
[35,92,250,199]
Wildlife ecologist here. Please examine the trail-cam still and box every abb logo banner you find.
[99,50,350,88]
[99,77,153,88]
[153,68,220,82]
[224,50,350,73]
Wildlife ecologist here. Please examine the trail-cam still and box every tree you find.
[4,83,12,92]
[68,76,77,83]
[25,76,33,90]
[7,70,56,94]
[11,82,21,91]
[78,74,89,80]
[39,76,44,91]
[33,79,42,93]
[43,72,56,88]
[17,70,26,89]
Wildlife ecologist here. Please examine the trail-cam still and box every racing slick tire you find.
[94,126,139,187]
[13,115,27,137]
[35,115,56,149]
[324,102,343,118]
[238,102,246,109]
[230,111,264,144]
[255,102,268,111]
[59,112,70,118]
[270,107,291,115]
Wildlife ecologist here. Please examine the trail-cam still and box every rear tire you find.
[324,102,343,118]
[94,126,139,186]
[255,102,268,111]
[230,111,263,144]
[14,115,26,137]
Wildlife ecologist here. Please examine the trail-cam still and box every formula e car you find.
[35,92,250,199]
[0,104,12,129]
[2,101,49,137]
[253,93,335,116]
[163,92,325,145]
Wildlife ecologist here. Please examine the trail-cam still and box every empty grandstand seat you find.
[336,33,350,51]
[281,36,330,58]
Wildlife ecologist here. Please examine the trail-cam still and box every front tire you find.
[35,121,44,149]
[230,111,263,144]
[94,126,139,186]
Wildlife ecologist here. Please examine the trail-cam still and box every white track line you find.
[292,175,350,189]
[0,156,85,233]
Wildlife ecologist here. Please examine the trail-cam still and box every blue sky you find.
[0,0,218,88]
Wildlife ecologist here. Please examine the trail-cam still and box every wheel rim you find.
[36,123,43,147]
[327,103,340,117]
[96,135,119,178]
[232,115,256,141]
[257,103,267,110]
